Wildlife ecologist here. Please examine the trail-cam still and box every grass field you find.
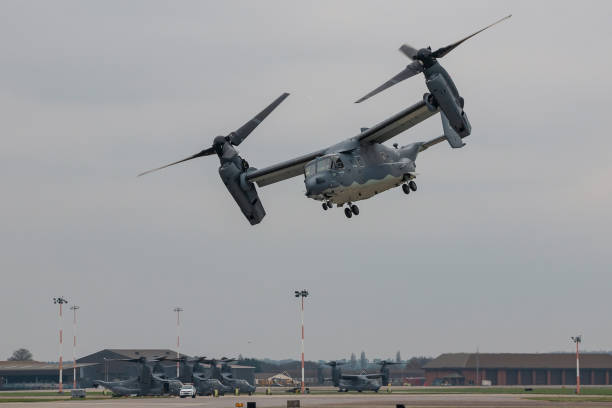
[288,386,612,396]
[527,396,612,402]
[392,386,612,395]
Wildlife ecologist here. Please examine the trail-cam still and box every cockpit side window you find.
[334,157,344,169]
[316,157,332,173]
[305,163,315,178]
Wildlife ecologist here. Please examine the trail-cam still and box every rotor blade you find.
[138,147,215,177]
[355,61,423,103]
[399,44,419,60]
[229,92,290,146]
[432,14,512,59]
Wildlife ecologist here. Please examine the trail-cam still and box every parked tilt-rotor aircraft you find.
[171,356,232,396]
[140,16,510,224]
[325,360,399,392]
[204,357,256,395]
[93,357,182,396]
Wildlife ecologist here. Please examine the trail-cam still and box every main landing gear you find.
[344,203,359,218]
[402,180,417,195]
[322,201,359,218]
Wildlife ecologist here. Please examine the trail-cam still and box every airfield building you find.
[0,361,97,390]
[424,353,612,386]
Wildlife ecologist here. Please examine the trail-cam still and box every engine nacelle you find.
[218,162,266,225]
[426,73,470,137]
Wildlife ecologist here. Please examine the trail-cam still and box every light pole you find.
[70,305,79,389]
[571,335,582,394]
[294,290,308,393]
[53,297,68,393]
[174,307,183,378]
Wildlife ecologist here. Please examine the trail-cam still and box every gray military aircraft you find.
[139,16,510,224]
[171,356,232,396]
[204,357,256,395]
[325,361,380,392]
[325,360,399,392]
[93,357,182,397]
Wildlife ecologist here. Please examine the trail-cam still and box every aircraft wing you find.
[340,374,364,380]
[357,100,439,145]
[246,148,327,187]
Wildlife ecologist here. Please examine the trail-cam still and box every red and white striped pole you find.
[294,290,308,394]
[300,296,305,394]
[571,335,582,394]
[53,297,68,393]
[70,305,79,389]
[174,307,183,378]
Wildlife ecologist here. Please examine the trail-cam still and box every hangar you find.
[0,360,96,390]
[424,353,612,386]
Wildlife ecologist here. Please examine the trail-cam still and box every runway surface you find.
[2,393,612,408]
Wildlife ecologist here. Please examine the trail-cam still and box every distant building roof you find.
[102,349,184,359]
[425,353,612,370]
[77,349,189,363]
[0,361,97,374]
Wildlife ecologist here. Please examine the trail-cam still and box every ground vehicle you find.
[179,384,197,398]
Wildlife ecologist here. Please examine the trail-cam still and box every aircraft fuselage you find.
[304,141,419,206]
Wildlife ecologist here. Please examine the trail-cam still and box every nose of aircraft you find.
[305,175,338,197]
[304,177,316,196]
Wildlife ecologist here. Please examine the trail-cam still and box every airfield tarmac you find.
[2,393,612,408]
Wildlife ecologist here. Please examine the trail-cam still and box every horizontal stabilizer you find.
[441,112,465,148]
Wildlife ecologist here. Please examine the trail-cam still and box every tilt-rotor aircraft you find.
[203,357,257,395]
[93,357,182,397]
[170,356,232,396]
[325,361,399,392]
[140,16,510,224]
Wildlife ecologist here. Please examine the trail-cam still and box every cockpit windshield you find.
[305,163,315,178]
[316,157,332,173]
[306,156,341,178]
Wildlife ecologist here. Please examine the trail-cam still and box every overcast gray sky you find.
[1,0,611,363]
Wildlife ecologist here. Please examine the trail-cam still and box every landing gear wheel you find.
[409,180,417,191]
[344,208,353,218]
[351,205,359,215]
[327,201,333,208]
[322,203,328,211]
[402,184,410,194]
